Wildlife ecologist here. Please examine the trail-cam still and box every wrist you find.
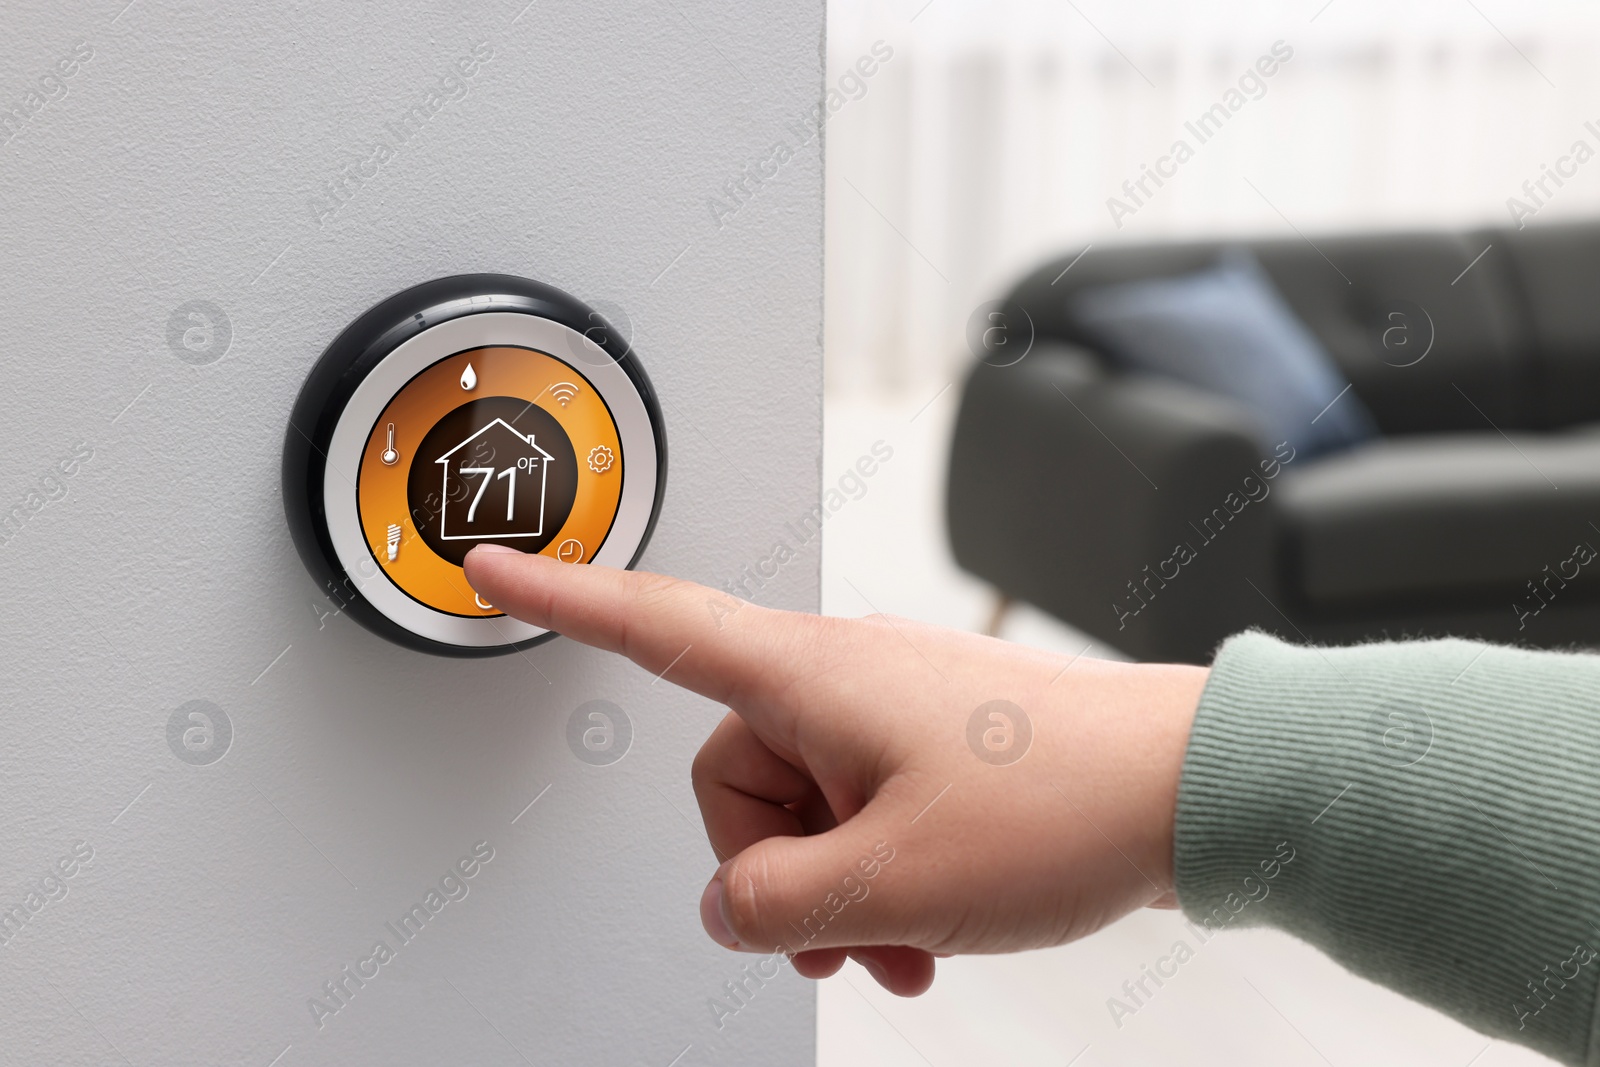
[1053,659,1208,904]
[1137,663,1209,893]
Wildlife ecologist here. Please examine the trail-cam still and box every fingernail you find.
[860,956,889,986]
[469,544,522,557]
[701,877,740,949]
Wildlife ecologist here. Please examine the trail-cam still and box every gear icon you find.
[587,445,615,474]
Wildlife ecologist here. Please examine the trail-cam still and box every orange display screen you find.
[356,346,623,617]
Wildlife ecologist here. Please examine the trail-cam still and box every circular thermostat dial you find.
[282,275,666,657]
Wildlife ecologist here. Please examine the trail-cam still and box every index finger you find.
[463,545,827,728]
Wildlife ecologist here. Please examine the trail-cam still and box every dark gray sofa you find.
[946,222,1600,663]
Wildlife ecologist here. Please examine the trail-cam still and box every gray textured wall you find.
[0,2,822,1064]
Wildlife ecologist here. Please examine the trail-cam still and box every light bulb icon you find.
[386,523,402,562]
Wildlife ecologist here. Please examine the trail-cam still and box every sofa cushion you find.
[1008,230,1532,435]
[1279,427,1600,611]
[1497,221,1600,428]
[1249,231,1531,434]
[1068,249,1377,458]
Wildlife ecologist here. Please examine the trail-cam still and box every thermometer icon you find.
[381,423,400,466]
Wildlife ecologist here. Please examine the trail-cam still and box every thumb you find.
[702,813,906,955]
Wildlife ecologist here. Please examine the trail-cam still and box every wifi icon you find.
[550,382,579,408]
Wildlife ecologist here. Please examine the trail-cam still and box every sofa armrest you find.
[946,346,1295,662]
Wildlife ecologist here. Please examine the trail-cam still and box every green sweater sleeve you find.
[1174,631,1600,1066]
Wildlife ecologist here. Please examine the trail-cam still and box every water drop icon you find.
[460,363,477,391]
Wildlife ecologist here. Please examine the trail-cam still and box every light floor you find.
[816,393,1551,1067]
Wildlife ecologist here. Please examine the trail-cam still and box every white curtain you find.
[826,0,1600,399]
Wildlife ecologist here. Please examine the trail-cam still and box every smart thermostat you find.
[282,274,667,656]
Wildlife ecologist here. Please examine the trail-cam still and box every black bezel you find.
[281,274,667,657]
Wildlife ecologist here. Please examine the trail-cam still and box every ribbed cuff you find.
[1174,631,1600,1067]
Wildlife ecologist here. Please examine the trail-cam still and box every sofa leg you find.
[984,594,1014,638]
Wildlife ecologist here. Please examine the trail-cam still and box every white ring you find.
[322,312,659,648]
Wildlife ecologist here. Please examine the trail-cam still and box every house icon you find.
[434,418,555,541]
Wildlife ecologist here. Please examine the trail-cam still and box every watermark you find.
[707,841,896,1030]
[1106,40,1294,229]
[309,40,495,227]
[708,441,895,628]
[0,440,95,550]
[1366,702,1433,768]
[966,700,1032,766]
[1106,840,1295,1029]
[310,559,381,632]
[567,700,632,766]
[1514,539,1597,630]
[964,300,1034,368]
[558,297,634,369]
[167,300,233,365]
[0,840,95,949]
[1371,299,1434,367]
[1182,840,1295,937]
[1,41,94,149]
[1113,442,1297,630]
[1505,120,1600,230]
[166,700,233,766]
[308,840,495,1030]
[1514,940,1597,1031]
[1105,926,1206,1028]
[707,41,895,229]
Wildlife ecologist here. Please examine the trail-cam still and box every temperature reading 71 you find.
[461,456,543,523]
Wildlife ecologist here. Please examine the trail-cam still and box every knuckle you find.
[721,860,772,944]
[631,571,688,610]
[736,612,842,709]
[689,736,717,791]
[618,573,694,662]
[778,611,840,663]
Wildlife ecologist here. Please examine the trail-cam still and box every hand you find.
[464,546,1207,997]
